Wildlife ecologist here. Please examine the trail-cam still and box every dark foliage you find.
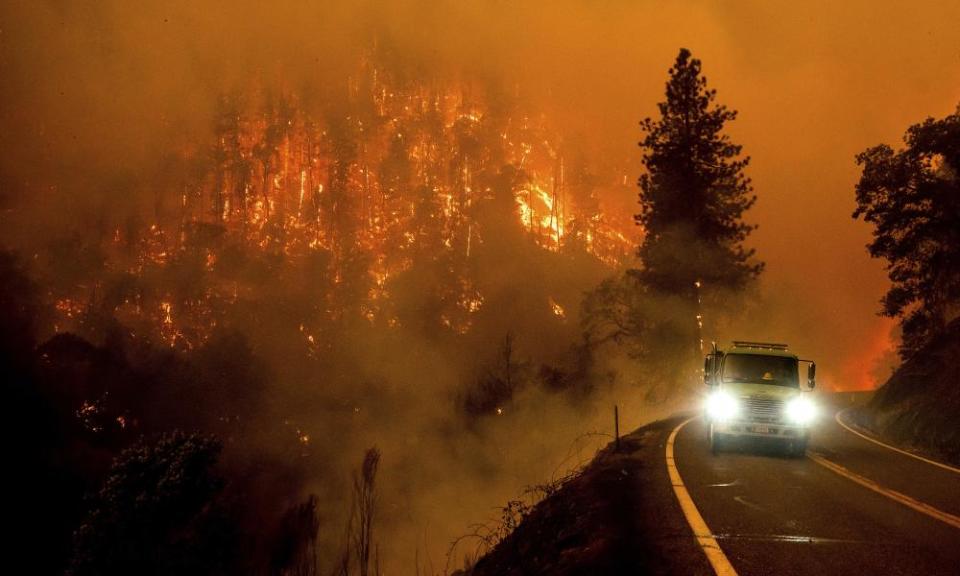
[270,495,322,576]
[0,249,41,371]
[582,49,761,385]
[853,104,960,356]
[462,333,526,417]
[635,48,762,297]
[352,447,382,576]
[2,249,88,575]
[67,432,239,576]
[581,273,652,350]
[1,247,317,574]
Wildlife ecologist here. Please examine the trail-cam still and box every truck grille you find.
[744,396,784,422]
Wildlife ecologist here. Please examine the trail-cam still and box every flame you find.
[834,318,897,392]
[55,298,84,319]
[548,296,565,319]
[461,291,484,313]
[159,300,183,347]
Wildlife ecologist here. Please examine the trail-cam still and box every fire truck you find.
[703,341,817,457]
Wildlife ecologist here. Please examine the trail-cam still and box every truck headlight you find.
[706,391,740,421]
[786,397,817,425]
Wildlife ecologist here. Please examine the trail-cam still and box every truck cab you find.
[703,341,817,457]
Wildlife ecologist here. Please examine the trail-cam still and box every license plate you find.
[753,425,770,434]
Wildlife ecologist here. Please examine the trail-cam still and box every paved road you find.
[671,394,960,575]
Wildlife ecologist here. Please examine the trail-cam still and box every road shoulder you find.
[468,415,712,575]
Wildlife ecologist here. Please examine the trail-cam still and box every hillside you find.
[852,317,960,465]
[461,417,711,576]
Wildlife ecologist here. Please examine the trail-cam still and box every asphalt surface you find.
[671,393,960,575]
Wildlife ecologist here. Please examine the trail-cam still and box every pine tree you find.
[636,48,762,299]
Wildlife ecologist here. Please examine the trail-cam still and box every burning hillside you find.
[7,1,949,574]
[44,56,636,349]
[3,43,646,571]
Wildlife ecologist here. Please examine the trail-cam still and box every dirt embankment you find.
[462,417,711,576]
[852,318,960,466]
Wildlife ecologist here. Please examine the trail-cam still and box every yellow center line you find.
[808,451,960,530]
[666,417,739,576]
[835,408,960,475]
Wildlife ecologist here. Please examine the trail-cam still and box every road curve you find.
[670,394,960,576]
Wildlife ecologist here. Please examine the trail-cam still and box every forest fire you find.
[11,2,958,575]
[40,59,636,346]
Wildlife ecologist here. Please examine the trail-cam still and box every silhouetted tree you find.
[253,93,288,223]
[636,48,762,296]
[0,249,41,373]
[351,448,381,576]
[635,49,763,294]
[324,111,360,252]
[462,332,531,417]
[211,92,246,223]
[853,104,960,356]
[630,48,761,371]
[561,148,600,256]
[1,249,83,574]
[581,50,761,389]
[581,274,651,350]
[378,128,417,275]
[270,495,322,576]
[474,165,528,251]
[68,432,240,576]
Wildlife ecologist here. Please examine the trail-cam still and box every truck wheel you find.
[710,425,723,455]
[789,439,808,458]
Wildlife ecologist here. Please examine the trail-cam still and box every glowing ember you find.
[549,297,566,319]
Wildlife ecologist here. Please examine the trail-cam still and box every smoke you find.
[5,0,960,571]
[4,0,959,366]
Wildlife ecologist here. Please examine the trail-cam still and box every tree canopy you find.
[636,48,762,297]
[854,105,960,355]
[582,48,762,388]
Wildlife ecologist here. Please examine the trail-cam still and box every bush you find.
[68,432,239,576]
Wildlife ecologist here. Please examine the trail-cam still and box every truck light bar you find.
[732,341,789,350]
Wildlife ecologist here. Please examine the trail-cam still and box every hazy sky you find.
[3,0,959,388]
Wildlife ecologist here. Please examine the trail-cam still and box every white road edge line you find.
[808,451,960,530]
[666,417,738,576]
[836,408,960,475]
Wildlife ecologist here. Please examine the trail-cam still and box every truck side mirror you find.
[704,354,717,387]
[807,363,816,390]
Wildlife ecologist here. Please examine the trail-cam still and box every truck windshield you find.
[722,354,799,387]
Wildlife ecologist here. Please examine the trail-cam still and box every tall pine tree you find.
[636,48,762,300]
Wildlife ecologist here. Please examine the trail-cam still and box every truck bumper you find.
[712,420,809,440]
